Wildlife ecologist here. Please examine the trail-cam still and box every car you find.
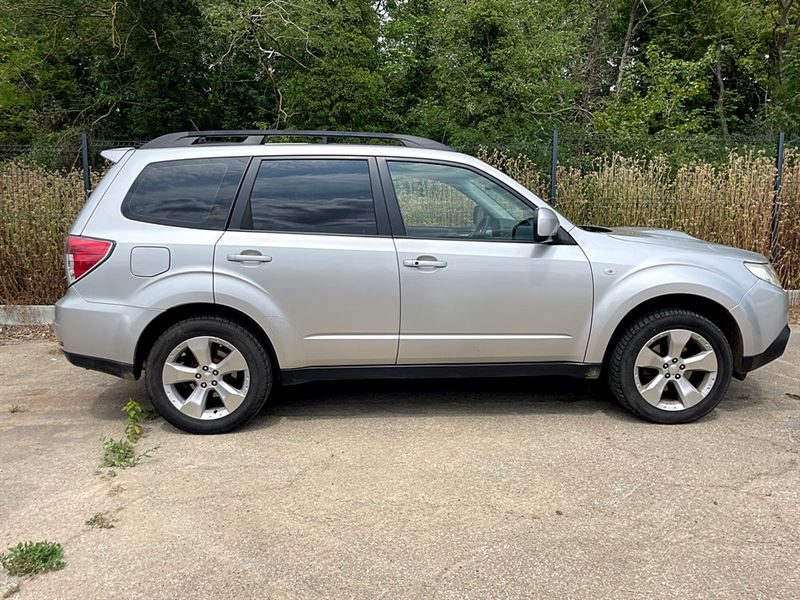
[54,129,790,433]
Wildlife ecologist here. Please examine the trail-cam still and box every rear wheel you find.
[145,316,272,434]
[607,309,733,423]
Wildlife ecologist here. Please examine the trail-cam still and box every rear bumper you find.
[737,324,790,377]
[54,286,160,372]
[63,351,137,380]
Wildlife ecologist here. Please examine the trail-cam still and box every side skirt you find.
[281,362,602,386]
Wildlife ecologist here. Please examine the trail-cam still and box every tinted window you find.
[387,161,536,241]
[247,159,377,235]
[123,157,248,229]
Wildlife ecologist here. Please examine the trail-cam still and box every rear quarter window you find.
[122,157,249,229]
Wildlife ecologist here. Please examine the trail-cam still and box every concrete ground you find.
[0,337,798,600]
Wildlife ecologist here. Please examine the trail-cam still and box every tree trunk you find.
[713,43,730,139]
[614,0,639,97]
[578,0,610,122]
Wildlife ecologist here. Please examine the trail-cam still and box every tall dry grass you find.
[478,147,800,288]
[0,150,799,305]
[0,163,89,304]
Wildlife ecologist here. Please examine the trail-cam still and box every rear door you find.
[380,158,593,365]
[214,157,400,368]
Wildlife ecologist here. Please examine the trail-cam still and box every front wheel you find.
[607,309,733,424]
[145,316,273,434]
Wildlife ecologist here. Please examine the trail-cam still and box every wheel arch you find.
[599,294,744,378]
[133,303,280,379]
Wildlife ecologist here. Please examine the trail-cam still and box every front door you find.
[381,159,593,365]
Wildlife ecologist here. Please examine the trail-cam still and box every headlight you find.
[744,262,782,288]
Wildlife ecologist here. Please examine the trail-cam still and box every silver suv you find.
[55,130,790,433]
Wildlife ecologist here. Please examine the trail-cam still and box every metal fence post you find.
[549,129,558,207]
[770,131,784,264]
[80,132,91,194]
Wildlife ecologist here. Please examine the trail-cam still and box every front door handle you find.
[403,256,448,269]
[227,252,272,264]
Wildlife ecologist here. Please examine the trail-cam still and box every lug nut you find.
[202,366,209,371]
[200,382,207,388]
[679,364,686,370]
[672,358,679,363]
[675,374,681,379]
[195,373,201,379]
[212,370,219,376]
[211,380,218,386]
[665,373,670,378]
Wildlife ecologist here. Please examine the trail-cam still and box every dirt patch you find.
[0,325,54,344]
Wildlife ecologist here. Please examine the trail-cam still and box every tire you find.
[607,309,733,424]
[145,316,273,434]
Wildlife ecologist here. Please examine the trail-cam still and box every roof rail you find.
[140,130,451,151]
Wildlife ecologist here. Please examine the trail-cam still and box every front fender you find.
[584,263,753,364]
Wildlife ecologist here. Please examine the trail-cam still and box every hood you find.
[598,226,768,262]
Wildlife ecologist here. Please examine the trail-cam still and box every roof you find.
[140,130,451,151]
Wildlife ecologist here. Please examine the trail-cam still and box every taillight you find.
[65,235,114,285]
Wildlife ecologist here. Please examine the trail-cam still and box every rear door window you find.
[244,159,378,235]
[122,157,249,229]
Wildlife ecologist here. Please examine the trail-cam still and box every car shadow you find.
[90,372,769,433]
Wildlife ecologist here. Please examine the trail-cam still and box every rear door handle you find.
[227,252,272,264]
[403,257,447,269]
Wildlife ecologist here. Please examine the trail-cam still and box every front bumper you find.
[738,324,790,376]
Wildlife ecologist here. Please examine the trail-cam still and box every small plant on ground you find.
[85,512,114,529]
[0,541,65,576]
[121,399,158,443]
[100,437,158,469]
[8,405,27,413]
[122,399,144,443]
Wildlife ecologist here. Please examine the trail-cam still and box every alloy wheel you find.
[161,336,251,420]
[633,328,718,411]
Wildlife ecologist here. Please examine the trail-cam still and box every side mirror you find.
[534,206,560,242]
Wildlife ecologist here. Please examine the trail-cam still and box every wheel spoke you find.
[162,362,197,385]
[180,385,209,418]
[639,374,668,406]
[187,337,212,367]
[667,330,692,358]
[216,381,246,413]
[215,348,248,375]
[683,350,718,373]
[635,346,665,369]
[674,377,704,408]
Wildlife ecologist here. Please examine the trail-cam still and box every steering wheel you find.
[511,217,534,240]
[470,212,492,238]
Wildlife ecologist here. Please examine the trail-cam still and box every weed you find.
[0,541,65,576]
[8,405,27,413]
[121,399,157,443]
[100,437,158,469]
[122,400,143,443]
[85,512,114,529]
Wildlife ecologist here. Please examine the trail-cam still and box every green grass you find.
[0,541,65,576]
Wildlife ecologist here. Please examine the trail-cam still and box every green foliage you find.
[100,437,158,469]
[1,0,799,148]
[122,399,155,443]
[0,541,65,576]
